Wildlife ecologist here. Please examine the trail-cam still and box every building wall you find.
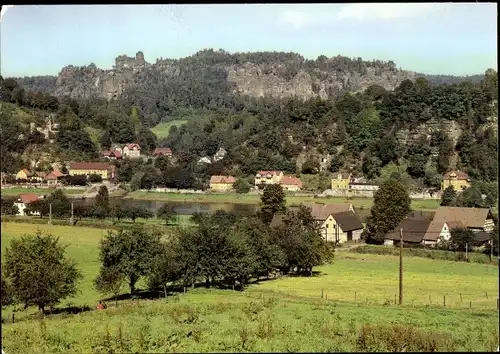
[484,219,495,233]
[441,179,470,191]
[70,169,109,179]
[15,202,40,216]
[16,171,28,180]
[282,184,301,192]
[255,173,283,186]
[331,178,350,190]
[210,183,233,192]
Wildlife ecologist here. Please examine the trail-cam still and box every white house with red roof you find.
[254,171,284,187]
[14,193,40,216]
[280,175,303,192]
[122,143,141,158]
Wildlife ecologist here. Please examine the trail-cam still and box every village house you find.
[45,170,65,186]
[331,173,351,190]
[33,171,47,183]
[69,162,116,180]
[280,175,303,192]
[15,168,33,180]
[209,175,236,192]
[14,193,40,216]
[441,170,471,192]
[152,147,173,158]
[386,206,495,247]
[272,203,362,244]
[102,150,122,160]
[122,143,141,158]
[432,206,495,233]
[303,203,361,243]
[254,171,284,187]
[385,218,432,246]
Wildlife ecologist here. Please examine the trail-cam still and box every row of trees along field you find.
[1,68,498,188]
[1,185,333,314]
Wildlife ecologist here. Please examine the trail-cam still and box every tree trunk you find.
[115,293,118,308]
[205,278,210,288]
[129,276,137,294]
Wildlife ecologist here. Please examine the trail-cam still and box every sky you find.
[0,3,497,77]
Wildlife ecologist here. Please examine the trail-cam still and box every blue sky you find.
[1,4,497,77]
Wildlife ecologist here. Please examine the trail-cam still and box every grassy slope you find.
[126,191,441,210]
[1,222,498,351]
[151,120,188,139]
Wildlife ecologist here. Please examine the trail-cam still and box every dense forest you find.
[1,50,497,192]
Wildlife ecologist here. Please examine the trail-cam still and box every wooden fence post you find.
[394,294,396,305]
[429,295,431,304]
[485,292,488,299]
[325,294,328,300]
[443,295,446,307]
[321,289,324,299]
[12,313,14,323]
[354,292,357,303]
[469,301,472,311]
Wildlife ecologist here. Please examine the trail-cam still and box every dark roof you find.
[433,207,492,229]
[474,231,492,243]
[332,211,363,232]
[385,218,432,243]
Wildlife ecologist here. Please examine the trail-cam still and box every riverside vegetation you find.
[1,184,498,352]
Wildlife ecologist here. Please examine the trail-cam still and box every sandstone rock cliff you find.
[18,50,417,101]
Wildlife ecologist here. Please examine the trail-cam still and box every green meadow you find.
[1,222,498,352]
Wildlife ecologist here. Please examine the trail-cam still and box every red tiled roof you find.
[18,193,39,204]
[70,162,111,171]
[103,150,122,158]
[125,143,141,150]
[280,175,303,187]
[210,175,236,184]
[256,171,282,177]
[443,170,469,180]
[153,147,173,156]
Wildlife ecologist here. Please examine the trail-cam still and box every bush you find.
[88,174,103,183]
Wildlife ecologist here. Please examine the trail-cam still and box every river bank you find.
[124,190,441,210]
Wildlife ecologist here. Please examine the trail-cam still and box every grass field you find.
[126,191,441,210]
[1,222,498,352]
[151,120,188,138]
[1,187,86,196]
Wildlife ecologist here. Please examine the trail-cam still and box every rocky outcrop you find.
[19,50,417,101]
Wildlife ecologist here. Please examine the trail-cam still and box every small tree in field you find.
[3,231,82,314]
[94,266,126,308]
[157,204,177,225]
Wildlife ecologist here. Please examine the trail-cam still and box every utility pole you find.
[399,228,403,305]
[69,202,74,225]
[48,203,52,225]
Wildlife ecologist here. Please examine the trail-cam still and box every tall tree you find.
[259,184,286,224]
[365,178,411,244]
[440,186,457,206]
[3,231,82,314]
[94,185,110,219]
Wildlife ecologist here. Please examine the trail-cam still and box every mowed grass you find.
[127,191,441,210]
[151,120,188,138]
[1,187,86,196]
[252,252,499,310]
[1,222,499,352]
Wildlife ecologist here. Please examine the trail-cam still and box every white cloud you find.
[279,3,442,28]
[0,5,14,22]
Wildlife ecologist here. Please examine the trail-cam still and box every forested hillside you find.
[2,50,497,192]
